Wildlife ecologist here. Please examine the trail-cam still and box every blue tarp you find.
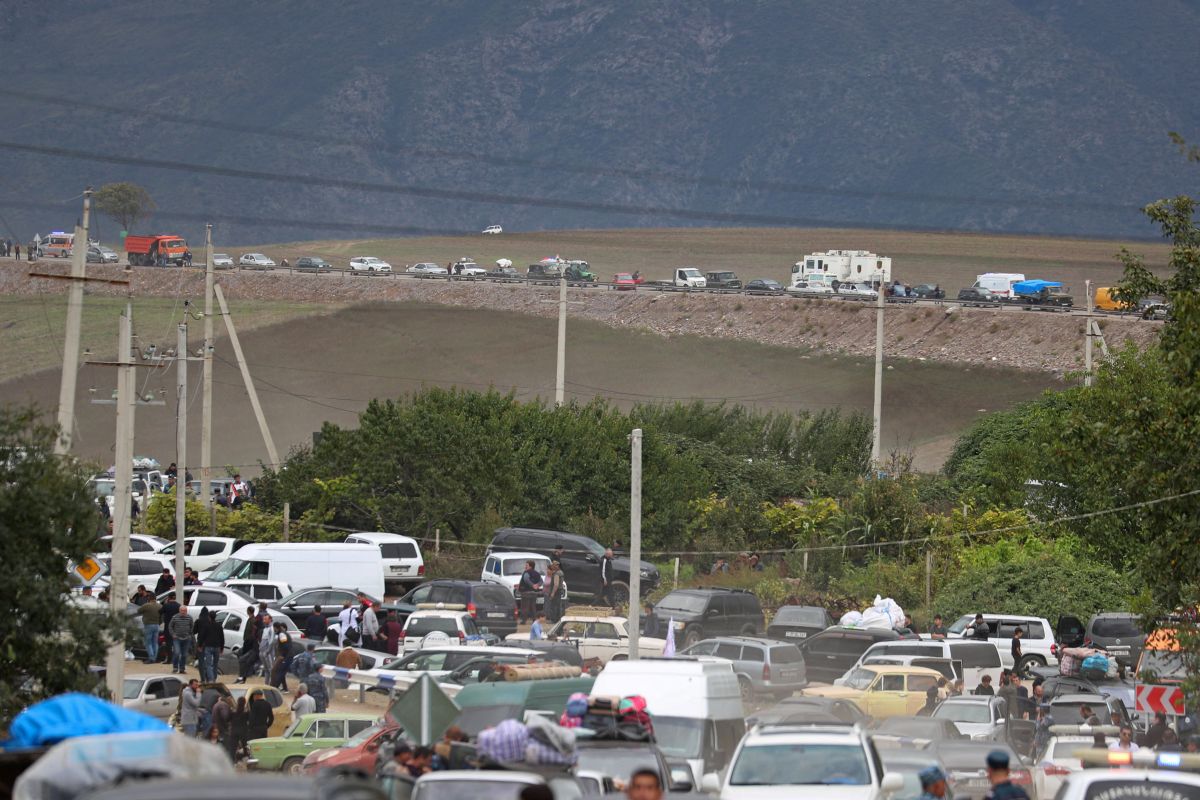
[1012,279,1062,295]
[2,693,169,751]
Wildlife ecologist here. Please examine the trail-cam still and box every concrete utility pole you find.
[200,224,215,508]
[214,284,280,468]
[1084,279,1094,388]
[174,322,188,602]
[106,304,134,698]
[871,288,885,467]
[53,187,93,454]
[555,273,567,406]
[627,428,643,661]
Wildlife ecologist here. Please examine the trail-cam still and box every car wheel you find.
[683,627,703,649]
[738,675,754,703]
[282,756,305,775]
[1016,654,1045,678]
[608,581,630,608]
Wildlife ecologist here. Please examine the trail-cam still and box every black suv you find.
[1085,612,1146,668]
[910,283,945,299]
[384,580,518,637]
[957,287,1000,305]
[766,604,833,643]
[489,527,661,603]
[652,588,763,648]
[798,626,905,684]
[295,257,332,273]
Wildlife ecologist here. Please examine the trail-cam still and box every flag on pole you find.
[663,617,676,657]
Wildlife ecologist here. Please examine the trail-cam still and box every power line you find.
[0,87,1143,214]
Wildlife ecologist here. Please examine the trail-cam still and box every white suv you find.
[945,614,1059,673]
[707,724,904,800]
[400,608,485,654]
[350,256,392,274]
[481,552,551,602]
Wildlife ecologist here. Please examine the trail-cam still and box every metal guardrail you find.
[91,260,1154,320]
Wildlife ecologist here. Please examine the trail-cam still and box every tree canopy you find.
[93,182,156,232]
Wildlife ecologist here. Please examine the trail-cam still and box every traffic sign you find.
[1135,683,1185,715]
[385,673,460,746]
[74,557,107,586]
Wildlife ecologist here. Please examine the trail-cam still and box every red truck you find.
[125,234,190,267]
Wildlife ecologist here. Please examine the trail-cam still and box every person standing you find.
[139,594,162,663]
[211,694,233,756]
[928,614,948,639]
[131,585,151,606]
[290,683,316,721]
[518,560,543,624]
[291,643,328,712]
[600,548,615,606]
[258,617,276,680]
[1108,725,1141,753]
[1147,712,1171,749]
[337,600,359,646]
[626,769,664,800]
[641,603,661,637]
[14,243,20,261]
[974,675,995,696]
[1011,627,1024,666]
[966,614,990,640]
[169,606,195,674]
[983,750,1029,800]
[997,671,1018,718]
[303,605,327,642]
[381,610,404,656]
[199,610,224,682]
[546,562,566,623]
[154,568,175,596]
[360,601,380,650]
[530,612,546,640]
[270,623,293,691]
[236,606,260,683]
[247,689,274,742]
[180,679,202,736]
[230,696,249,761]
[193,606,213,678]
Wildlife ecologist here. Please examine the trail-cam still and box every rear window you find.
[1091,617,1142,638]
[1082,780,1200,800]
[475,586,516,607]
[406,618,458,636]
[380,542,419,559]
[774,607,827,625]
[770,646,803,664]
[950,643,1002,668]
[873,643,938,658]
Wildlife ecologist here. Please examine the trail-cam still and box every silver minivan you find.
[680,635,808,702]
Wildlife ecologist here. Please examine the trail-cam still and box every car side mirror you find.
[700,774,721,794]
[670,778,694,793]
[881,773,905,795]
[585,554,597,563]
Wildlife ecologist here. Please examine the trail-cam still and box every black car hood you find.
[612,556,658,576]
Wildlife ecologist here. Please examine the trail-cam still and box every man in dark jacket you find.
[154,568,175,596]
[237,605,260,683]
[304,605,327,641]
[600,548,615,606]
[518,561,543,624]
[199,610,224,682]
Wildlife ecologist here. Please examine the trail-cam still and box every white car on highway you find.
[482,225,503,235]
[452,259,486,277]
[350,256,392,274]
[836,283,880,299]
[407,262,448,275]
[239,253,276,269]
[788,280,835,295]
[212,253,235,269]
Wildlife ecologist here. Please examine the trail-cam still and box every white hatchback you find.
[350,256,392,273]
[481,225,503,235]
[239,253,276,269]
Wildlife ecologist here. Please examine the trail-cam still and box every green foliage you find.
[142,490,329,542]
[0,407,122,731]
[256,389,873,552]
[93,182,155,232]
[831,558,928,614]
[933,550,1134,623]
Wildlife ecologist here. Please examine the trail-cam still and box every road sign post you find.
[74,556,108,586]
[385,673,460,746]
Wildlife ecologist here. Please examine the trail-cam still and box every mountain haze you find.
[1,0,1198,243]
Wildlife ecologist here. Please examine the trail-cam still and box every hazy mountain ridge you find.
[1,0,1197,242]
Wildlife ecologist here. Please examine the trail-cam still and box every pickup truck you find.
[705,271,741,289]
[652,267,707,288]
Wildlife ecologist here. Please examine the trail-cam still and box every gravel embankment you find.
[2,262,1159,374]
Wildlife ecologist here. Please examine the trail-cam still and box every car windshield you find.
[934,703,991,723]
[504,559,548,576]
[775,607,826,625]
[122,679,143,700]
[655,593,707,614]
[946,615,973,635]
[730,743,870,786]
[1091,617,1142,638]
[651,716,703,759]
[282,718,303,738]
[407,618,458,636]
[576,746,661,783]
[206,557,251,581]
[842,668,878,690]
[342,722,386,749]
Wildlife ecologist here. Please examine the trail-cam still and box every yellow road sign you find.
[74,557,106,585]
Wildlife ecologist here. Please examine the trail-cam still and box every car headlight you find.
[673,621,686,630]
[640,569,651,577]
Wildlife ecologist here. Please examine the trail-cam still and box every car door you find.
[560,538,600,597]
[864,674,909,719]
[217,610,246,651]
[905,674,938,715]
[142,677,183,719]
[582,621,624,662]
[802,631,845,683]
[705,595,731,636]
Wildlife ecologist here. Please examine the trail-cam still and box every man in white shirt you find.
[337,600,359,646]
[1108,725,1140,752]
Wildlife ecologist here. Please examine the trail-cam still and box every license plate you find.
[390,566,407,573]
[785,631,806,638]
[488,613,507,619]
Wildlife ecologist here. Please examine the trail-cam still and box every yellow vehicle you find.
[1093,286,1131,312]
[797,664,943,720]
[1136,627,1185,684]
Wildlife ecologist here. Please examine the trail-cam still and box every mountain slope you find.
[1,0,1197,243]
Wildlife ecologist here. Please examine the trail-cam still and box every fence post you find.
[673,557,680,589]
[435,528,440,555]
[925,548,933,610]
[803,550,809,573]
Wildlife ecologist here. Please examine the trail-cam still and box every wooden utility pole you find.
[627,428,643,661]
[106,304,134,697]
[201,224,215,506]
[871,288,885,467]
[1084,279,1094,387]
[556,273,567,406]
[53,187,93,454]
[213,283,280,466]
[174,322,188,602]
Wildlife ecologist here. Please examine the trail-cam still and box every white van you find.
[973,272,1026,298]
[592,657,743,787]
[839,639,1004,689]
[343,532,424,588]
[204,542,385,599]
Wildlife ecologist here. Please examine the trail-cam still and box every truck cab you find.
[1012,279,1074,307]
[673,267,706,288]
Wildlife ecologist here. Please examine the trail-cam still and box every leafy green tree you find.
[0,407,121,730]
[94,182,156,232]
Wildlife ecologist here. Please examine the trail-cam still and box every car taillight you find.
[1051,643,1058,657]
[467,603,477,618]
[398,630,407,640]
[457,631,465,642]
[1011,770,1032,785]
[1042,765,1072,776]
[417,565,425,576]
[762,663,771,681]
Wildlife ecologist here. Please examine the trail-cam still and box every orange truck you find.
[124,234,190,267]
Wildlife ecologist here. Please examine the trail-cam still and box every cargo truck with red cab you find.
[125,234,190,267]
